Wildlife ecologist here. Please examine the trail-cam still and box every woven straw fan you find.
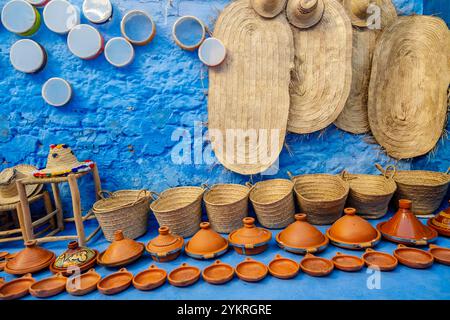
[334,0,397,134]
[368,15,450,159]
[208,0,294,174]
[288,0,352,134]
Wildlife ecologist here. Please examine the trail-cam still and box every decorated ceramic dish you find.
[0,273,35,300]
[168,263,201,287]
[43,0,79,34]
[97,268,133,295]
[132,265,167,291]
[331,252,364,272]
[172,15,206,51]
[121,10,156,46]
[362,248,398,271]
[50,241,98,276]
[67,24,104,60]
[202,260,234,285]
[393,244,434,269]
[42,78,72,107]
[1,0,41,36]
[198,37,226,67]
[104,37,135,68]
[29,273,67,298]
[235,258,268,282]
[82,0,112,24]
[10,39,47,74]
[427,202,450,237]
[428,244,450,265]
[299,253,334,277]
[66,268,101,296]
[268,254,300,279]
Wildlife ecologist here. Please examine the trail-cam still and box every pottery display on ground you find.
[228,217,272,255]
[0,251,8,271]
[97,268,133,295]
[146,226,184,262]
[299,253,334,277]
[428,244,450,265]
[202,260,235,285]
[427,201,450,237]
[168,263,201,287]
[4,240,55,275]
[362,248,398,271]
[97,230,145,267]
[185,222,228,259]
[132,265,167,291]
[235,258,268,282]
[66,268,101,296]
[0,273,35,300]
[393,244,434,269]
[268,254,300,279]
[29,272,67,298]
[50,241,98,276]
[331,252,364,272]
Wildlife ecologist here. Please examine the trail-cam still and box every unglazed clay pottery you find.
[0,251,8,260]
[0,273,35,300]
[202,260,234,285]
[132,265,167,291]
[268,254,300,279]
[146,226,184,262]
[235,258,268,282]
[29,272,67,298]
[299,253,334,277]
[326,208,381,250]
[429,244,450,265]
[276,213,328,254]
[362,248,398,271]
[5,240,55,275]
[377,199,438,246]
[97,230,145,267]
[185,222,228,259]
[97,268,133,295]
[66,268,101,296]
[168,263,201,287]
[427,201,450,237]
[228,217,272,255]
[393,244,434,269]
[331,252,364,272]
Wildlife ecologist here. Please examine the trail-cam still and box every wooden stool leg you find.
[91,163,102,200]
[42,191,56,229]
[68,175,86,246]
[51,183,64,231]
[15,204,26,241]
[16,180,33,241]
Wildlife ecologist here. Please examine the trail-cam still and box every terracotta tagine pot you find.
[268,254,300,279]
[133,265,167,291]
[168,263,201,287]
[299,253,334,277]
[326,208,381,250]
[0,273,35,300]
[275,213,329,254]
[362,248,398,271]
[4,240,55,275]
[377,199,438,246]
[393,244,434,269]
[331,252,364,272]
[235,258,268,282]
[0,251,9,271]
[185,222,228,259]
[97,268,133,295]
[428,244,450,265]
[146,226,184,262]
[202,260,235,285]
[427,200,450,237]
[228,217,272,255]
[66,268,102,296]
[50,241,98,276]
[29,273,67,298]
[97,230,145,267]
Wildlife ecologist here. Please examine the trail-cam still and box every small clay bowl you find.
[0,251,9,260]
[332,252,364,272]
[0,273,35,300]
[235,258,268,282]
[97,268,133,295]
[268,254,299,279]
[429,244,450,265]
[202,260,234,285]
[362,248,398,271]
[133,265,167,291]
[299,253,334,277]
[29,273,67,298]
[393,244,434,269]
[66,268,101,296]
[168,263,201,287]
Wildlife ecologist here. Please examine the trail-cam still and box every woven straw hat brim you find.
[287,0,325,29]
[251,0,287,18]
[0,165,40,205]
[368,15,450,159]
[287,0,352,134]
[342,0,370,27]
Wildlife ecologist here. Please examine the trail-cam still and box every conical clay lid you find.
[100,230,144,265]
[146,226,184,255]
[5,240,55,274]
[229,217,272,247]
[185,222,228,258]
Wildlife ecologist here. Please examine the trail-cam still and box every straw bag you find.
[376,164,450,216]
[93,190,151,241]
[149,186,205,238]
[288,172,349,225]
[247,179,296,229]
[341,169,397,219]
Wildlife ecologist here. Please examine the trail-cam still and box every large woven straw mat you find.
[288,0,352,134]
[334,0,397,134]
[208,0,294,175]
[368,15,450,159]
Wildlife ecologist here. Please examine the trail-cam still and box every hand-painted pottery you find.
[428,244,450,265]
[331,252,364,272]
[121,10,156,46]
[104,37,135,68]
[132,265,167,291]
[185,222,228,259]
[362,248,398,271]
[228,217,272,255]
[172,15,206,51]
[29,273,67,298]
[0,274,35,300]
[82,0,112,24]
[97,268,133,295]
[50,241,98,276]
[393,244,434,269]
[97,230,144,268]
[299,253,334,277]
[235,258,268,282]
[377,199,438,246]
[66,268,101,296]
[268,254,300,279]
[326,208,381,250]
[168,263,201,287]
[42,78,72,107]
[67,24,104,60]
[1,0,41,36]
[427,201,450,237]
[10,39,47,74]
[146,226,184,262]
[202,260,234,285]
[5,240,55,275]
[43,0,80,34]
[275,213,329,254]
[198,37,227,67]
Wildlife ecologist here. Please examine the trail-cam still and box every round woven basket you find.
[93,190,151,241]
[150,186,205,238]
[248,179,295,228]
[203,183,250,233]
[288,172,349,225]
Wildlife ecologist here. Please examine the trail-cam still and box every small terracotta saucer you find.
[299,253,334,277]
[5,252,18,260]
[0,261,5,271]
[133,265,167,291]
[97,268,133,295]
[429,244,450,265]
[168,263,201,287]
[331,252,364,272]
[0,251,8,260]
[268,254,299,279]
[393,244,434,269]
[66,268,101,296]
[29,272,67,298]
[362,248,398,271]
[0,273,35,300]
[235,258,268,282]
[202,260,234,285]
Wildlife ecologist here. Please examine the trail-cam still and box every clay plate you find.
[202,260,234,285]
[0,273,35,300]
[97,268,133,295]
[29,273,67,298]
[332,252,364,272]
[133,265,167,291]
[393,244,434,269]
[299,254,334,277]
[235,258,268,282]
[66,268,101,296]
[268,254,299,279]
[362,249,398,271]
[0,251,8,260]
[428,244,450,265]
[168,263,201,287]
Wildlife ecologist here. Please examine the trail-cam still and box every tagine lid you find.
[99,230,144,265]
[52,241,98,270]
[276,214,328,249]
[428,200,450,234]
[228,217,272,247]
[146,226,184,255]
[5,240,55,274]
[185,222,228,256]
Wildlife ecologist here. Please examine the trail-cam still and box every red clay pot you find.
[66,268,101,296]
[428,244,450,265]
[331,252,364,272]
[51,241,98,276]
[228,217,272,255]
[0,273,35,300]
[427,200,450,237]
[133,265,167,291]
[97,268,133,295]
[393,244,434,269]
[185,222,228,259]
[5,240,55,275]
[29,272,67,298]
[362,248,398,271]
[235,258,268,282]
[299,253,334,277]
[97,230,145,267]
[268,254,299,279]
[168,263,201,287]
[146,226,184,262]
[202,260,234,285]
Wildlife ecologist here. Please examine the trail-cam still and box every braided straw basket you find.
[376,164,450,217]
[248,179,296,228]
[288,172,349,225]
[150,186,205,238]
[93,190,151,241]
[203,184,250,233]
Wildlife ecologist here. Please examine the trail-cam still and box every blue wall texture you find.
[0,0,448,215]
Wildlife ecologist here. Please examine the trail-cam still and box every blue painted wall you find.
[0,0,447,216]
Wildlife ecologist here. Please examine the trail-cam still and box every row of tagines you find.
[1,200,450,299]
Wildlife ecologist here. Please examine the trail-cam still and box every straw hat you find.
[0,165,40,205]
[33,144,94,178]
[286,0,324,28]
[251,0,287,18]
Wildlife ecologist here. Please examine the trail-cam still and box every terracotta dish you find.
[331,252,364,272]
[5,240,55,275]
[51,241,98,276]
[0,273,35,300]
[235,258,268,282]
[97,230,145,267]
[268,254,300,279]
[97,268,133,295]
[428,244,450,265]
[66,268,101,296]
[393,244,434,269]
[0,251,8,260]
[362,248,398,271]
[202,260,235,285]
[427,201,450,237]
[133,265,167,291]
[168,263,201,287]
[146,226,184,262]
[299,253,334,277]
[228,217,272,255]
[29,273,67,298]
[185,222,228,259]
